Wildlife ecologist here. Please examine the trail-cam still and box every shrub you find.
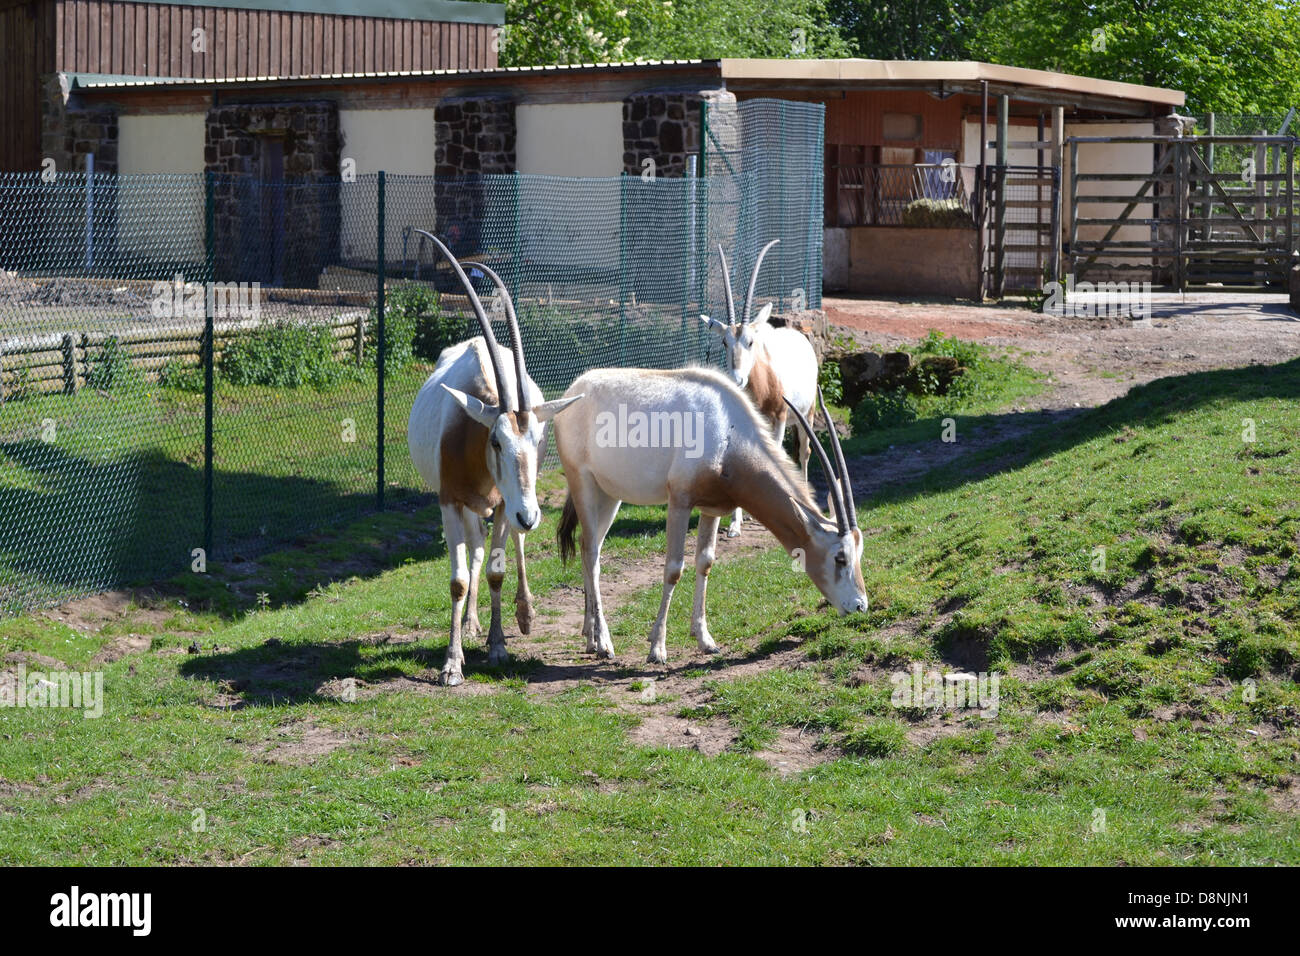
[365,285,462,373]
[913,329,985,369]
[157,359,204,392]
[86,336,142,391]
[817,357,843,405]
[220,320,347,388]
[851,388,918,432]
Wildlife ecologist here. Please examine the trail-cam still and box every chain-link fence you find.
[0,113,826,613]
[701,98,824,315]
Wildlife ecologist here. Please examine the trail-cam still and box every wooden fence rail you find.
[0,312,367,401]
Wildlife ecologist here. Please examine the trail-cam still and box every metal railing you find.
[827,163,976,227]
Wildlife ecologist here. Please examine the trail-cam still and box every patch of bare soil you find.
[91,634,153,665]
[256,720,350,765]
[40,588,179,636]
[1269,777,1300,814]
[756,727,832,775]
[627,714,736,757]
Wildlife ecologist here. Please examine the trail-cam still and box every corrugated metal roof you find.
[70,57,1183,106]
[71,60,712,90]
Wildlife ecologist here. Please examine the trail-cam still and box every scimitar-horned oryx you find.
[408,234,583,685]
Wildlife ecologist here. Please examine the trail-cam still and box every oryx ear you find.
[442,384,500,428]
[749,302,774,327]
[791,494,835,531]
[533,393,584,423]
[700,314,727,335]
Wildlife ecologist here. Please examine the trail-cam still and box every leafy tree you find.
[967,0,1300,115]
[825,0,997,60]
[499,0,852,66]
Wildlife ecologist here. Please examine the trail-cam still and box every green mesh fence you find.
[701,98,825,316]
[0,101,825,613]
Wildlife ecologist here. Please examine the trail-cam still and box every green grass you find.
[1,358,1297,864]
[0,365,430,609]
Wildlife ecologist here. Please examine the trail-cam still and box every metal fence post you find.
[376,170,387,512]
[203,170,215,560]
[618,171,629,366]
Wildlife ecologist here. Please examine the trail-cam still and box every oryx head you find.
[785,388,867,615]
[423,235,583,534]
[700,239,780,389]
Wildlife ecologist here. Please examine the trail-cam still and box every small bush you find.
[817,358,843,405]
[851,388,918,432]
[86,336,142,391]
[158,359,205,392]
[913,329,985,369]
[220,321,347,389]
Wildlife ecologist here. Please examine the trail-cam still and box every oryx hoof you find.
[516,602,535,636]
[487,644,509,667]
[440,668,464,687]
[726,524,742,539]
[696,635,719,654]
[647,647,668,665]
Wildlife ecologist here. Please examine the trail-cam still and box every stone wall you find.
[433,95,517,262]
[41,75,119,175]
[621,88,736,178]
[205,102,341,288]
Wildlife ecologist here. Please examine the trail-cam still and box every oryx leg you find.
[794,411,811,479]
[513,526,535,636]
[462,511,487,641]
[647,499,691,665]
[574,474,621,659]
[728,505,745,539]
[485,503,510,667]
[441,504,472,686]
[691,514,721,654]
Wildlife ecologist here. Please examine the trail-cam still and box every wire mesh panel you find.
[0,172,207,611]
[702,98,825,316]
[204,175,410,561]
[1,107,827,613]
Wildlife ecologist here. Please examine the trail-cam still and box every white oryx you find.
[555,368,865,664]
[407,233,583,685]
[701,239,819,538]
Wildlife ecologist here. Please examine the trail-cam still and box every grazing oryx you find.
[555,368,865,664]
[701,239,819,538]
[408,234,583,685]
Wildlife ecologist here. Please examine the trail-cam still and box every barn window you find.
[882,113,923,141]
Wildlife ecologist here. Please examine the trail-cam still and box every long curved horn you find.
[717,244,737,325]
[816,386,857,530]
[784,395,847,536]
[416,231,506,409]
[743,238,780,325]
[463,261,526,413]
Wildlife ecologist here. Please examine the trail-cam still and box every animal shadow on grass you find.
[179,634,541,706]
[179,638,444,707]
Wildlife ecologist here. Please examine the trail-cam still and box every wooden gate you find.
[983,164,1060,296]
[1069,134,1298,289]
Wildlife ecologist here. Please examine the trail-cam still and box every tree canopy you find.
[498,1,1300,116]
